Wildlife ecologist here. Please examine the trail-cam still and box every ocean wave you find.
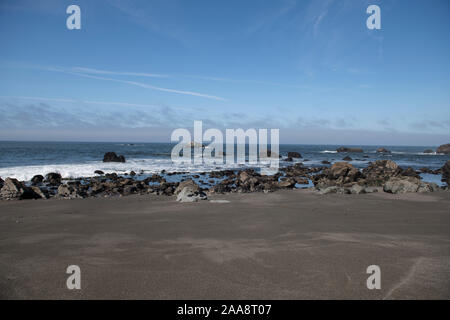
[0,157,271,181]
[319,150,337,154]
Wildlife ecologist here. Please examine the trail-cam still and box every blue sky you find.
[0,0,449,145]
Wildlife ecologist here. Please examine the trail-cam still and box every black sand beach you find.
[1,190,449,299]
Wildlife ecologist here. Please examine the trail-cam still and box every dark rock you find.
[342,156,352,161]
[294,177,309,185]
[284,157,293,162]
[277,177,296,188]
[401,167,420,179]
[436,143,450,154]
[0,177,4,189]
[423,149,434,154]
[442,160,450,185]
[31,175,44,185]
[103,152,126,163]
[129,171,136,176]
[94,170,104,175]
[287,152,302,158]
[419,167,433,174]
[313,162,362,189]
[321,160,331,165]
[45,172,62,185]
[31,186,49,199]
[336,147,363,153]
[362,160,401,186]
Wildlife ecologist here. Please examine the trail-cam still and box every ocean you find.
[0,141,449,185]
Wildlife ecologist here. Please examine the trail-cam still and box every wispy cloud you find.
[69,66,168,78]
[68,72,227,101]
[24,64,227,101]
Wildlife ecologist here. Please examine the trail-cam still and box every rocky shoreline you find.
[1,157,449,202]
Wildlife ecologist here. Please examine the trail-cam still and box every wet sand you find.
[0,189,449,299]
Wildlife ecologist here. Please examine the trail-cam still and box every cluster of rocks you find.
[313,160,443,195]
[1,158,449,201]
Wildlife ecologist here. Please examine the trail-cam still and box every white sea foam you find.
[0,157,265,181]
[320,150,337,154]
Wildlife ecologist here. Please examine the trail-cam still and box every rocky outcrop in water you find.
[376,147,391,153]
[437,143,450,154]
[336,147,363,153]
[287,152,302,158]
[103,152,126,163]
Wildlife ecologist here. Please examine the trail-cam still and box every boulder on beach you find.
[383,177,420,194]
[0,178,41,200]
[103,152,126,163]
[287,152,302,158]
[336,147,363,153]
[45,172,62,185]
[176,187,207,202]
[376,147,391,153]
[436,143,450,154]
[327,162,361,181]
[31,175,44,185]
[174,179,199,195]
[175,179,207,202]
[382,177,438,194]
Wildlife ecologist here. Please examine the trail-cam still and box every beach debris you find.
[103,152,126,163]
